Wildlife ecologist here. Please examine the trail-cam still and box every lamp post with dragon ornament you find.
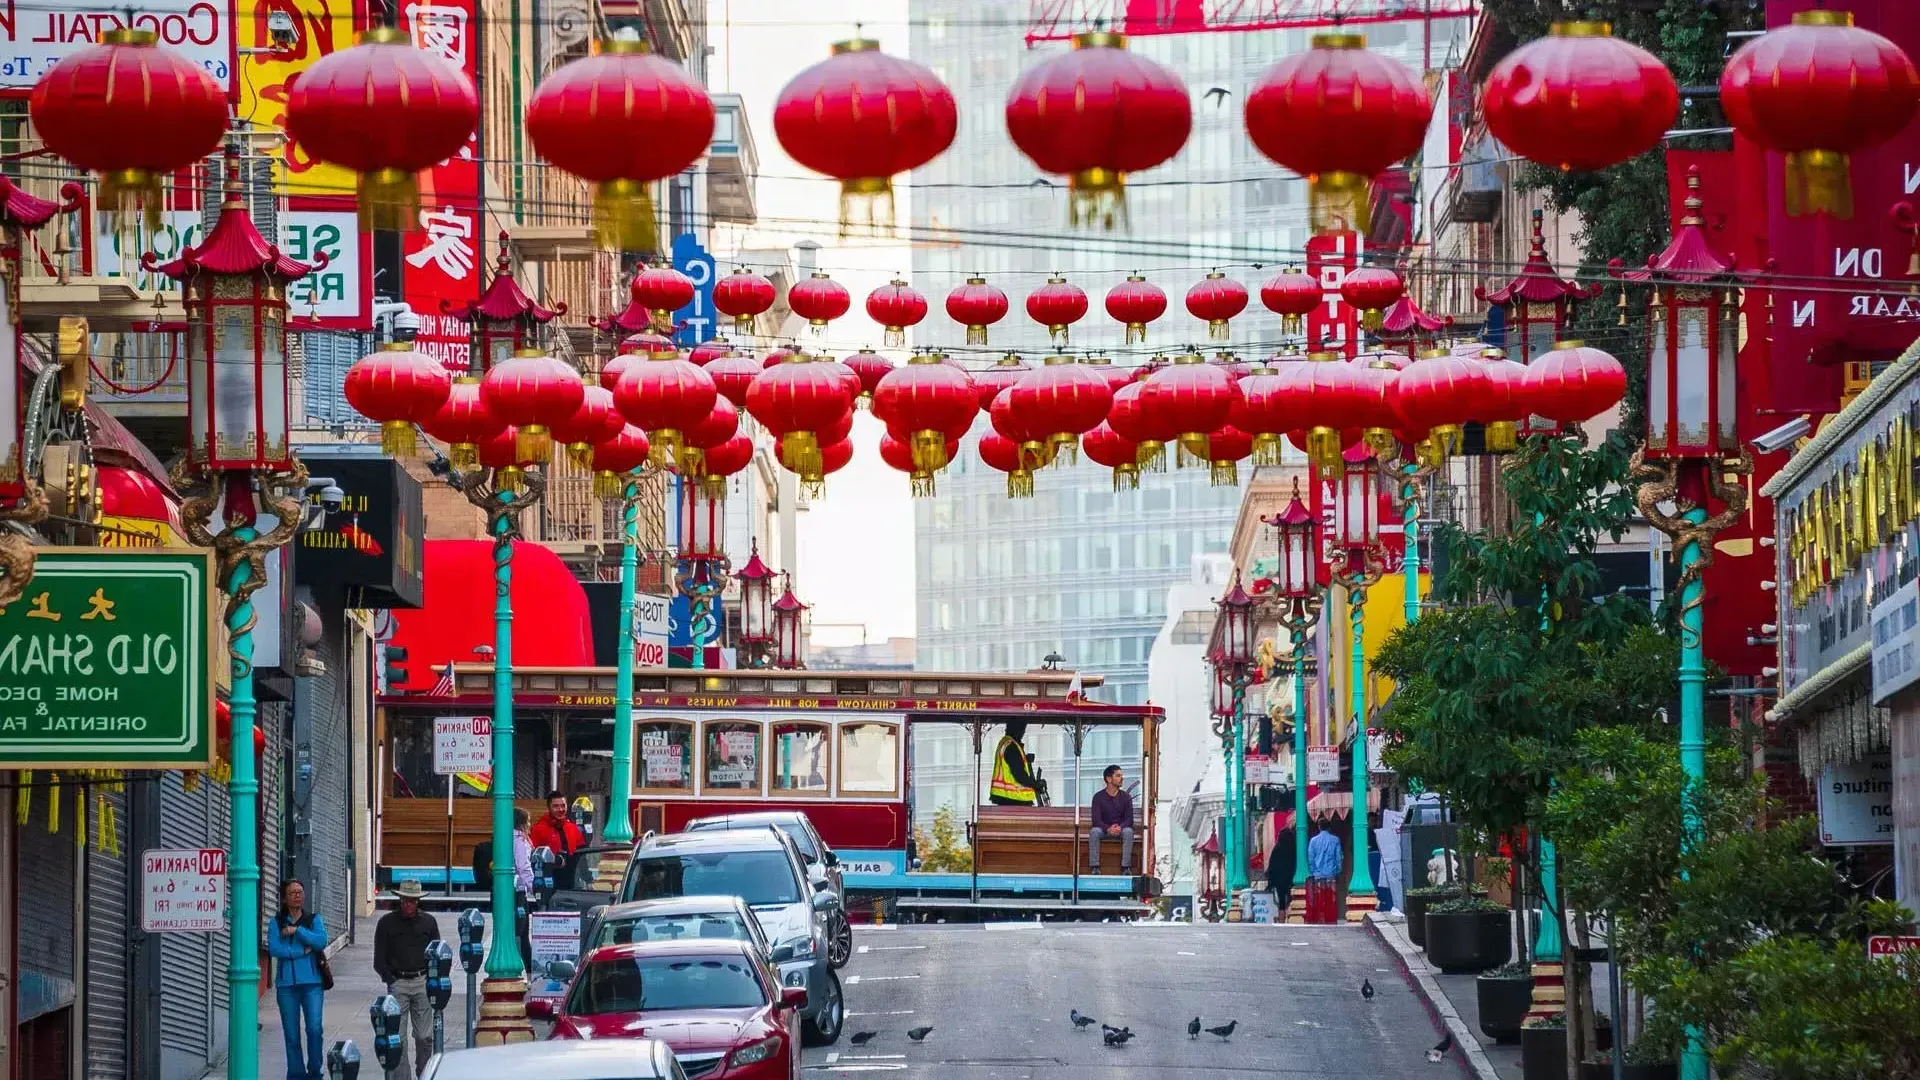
[1327,442,1388,922]
[1263,483,1325,924]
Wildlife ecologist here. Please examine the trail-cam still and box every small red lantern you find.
[477,425,540,491]
[1339,267,1404,331]
[589,424,652,499]
[680,396,741,479]
[525,35,715,252]
[621,332,678,358]
[947,277,1010,345]
[705,350,763,408]
[1473,347,1530,453]
[1246,32,1430,233]
[1526,341,1627,426]
[1261,267,1322,335]
[1142,353,1236,465]
[843,349,895,407]
[1483,21,1680,174]
[1390,347,1492,460]
[865,280,929,347]
[1230,364,1300,466]
[1722,10,1919,217]
[746,355,858,476]
[1105,275,1168,344]
[1108,378,1177,472]
[344,343,454,457]
[1186,273,1250,342]
[788,272,851,333]
[990,391,1053,474]
[1005,31,1191,228]
[1007,354,1113,461]
[1204,426,1254,487]
[29,27,228,227]
[774,39,957,230]
[548,380,624,469]
[478,350,585,463]
[698,433,754,498]
[1026,277,1089,346]
[872,355,977,472]
[688,340,734,367]
[972,353,1031,410]
[714,268,777,333]
[424,378,502,471]
[979,429,1040,499]
[1082,422,1141,491]
[630,266,695,332]
[1080,356,1135,395]
[614,353,719,467]
[879,429,959,497]
[762,347,801,370]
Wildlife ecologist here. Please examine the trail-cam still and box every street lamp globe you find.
[772,579,808,670]
[736,539,777,650]
[1334,442,1382,550]
[1214,572,1257,671]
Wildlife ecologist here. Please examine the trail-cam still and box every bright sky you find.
[710,0,919,648]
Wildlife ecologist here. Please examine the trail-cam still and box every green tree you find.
[911,804,972,873]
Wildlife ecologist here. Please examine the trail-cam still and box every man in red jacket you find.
[529,789,586,888]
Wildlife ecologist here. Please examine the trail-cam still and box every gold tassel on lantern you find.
[1307,427,1342,478]
[1050,434,1078,467]
[911,470,937,498]
[495,466,526,492]
[1177,432,1211,468]
[96,796,120,857]
[449,441,479,471]
[1125,322,1147,345]
[567,442,596,470]
[649,430,684,470]
[910,430,951,473]
[1112,464,1140,491]
[841,177,896,238]
[515,425,553,463]
[1308,170,1370,235]
[1430,424,1465,462]
[1210,460,1239,486]
[1283,313,1304,335]
[594,178,661,254]
[1018,439,1051,472]
[1252,432,1284,467]
[47,774,60,834]
[1363,427,1397,456]
[357,167,421,233]
[381,420,418,458]
[680,447,708,480]
[1006,469,1036,498]
[780,431,823,476]
[1487,421,1518,453]
[594,470,622,500]
[1136,440,1167,473]
[1068,167,1128,231]
[1783,150,1853,218]
[1208,319,1230,342]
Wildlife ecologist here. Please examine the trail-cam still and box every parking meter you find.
[326,1039,360,1080]
[532,845,556,894]
[425,939,454,1055]
[369,996,404,1074]
[456,909,485,1047]
[571,796,596,845]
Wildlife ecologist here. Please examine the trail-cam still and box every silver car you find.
[620,828,844,1046]
[421,1040,685,1079]
[682,811,852,968]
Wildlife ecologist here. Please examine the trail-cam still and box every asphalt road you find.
[805,922,1460,1079]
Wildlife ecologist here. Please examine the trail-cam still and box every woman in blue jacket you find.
[268,878,328,1080]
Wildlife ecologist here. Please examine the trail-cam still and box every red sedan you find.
[534,938,806,1079]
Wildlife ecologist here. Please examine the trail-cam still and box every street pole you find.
[1676,504,1709,1080]
[1401,465,1420,626]
[595,477,642,889]
[1346,585,1375,921]
[1226,679,1248,896]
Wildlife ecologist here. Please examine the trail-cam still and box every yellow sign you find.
[236,0,362,197]
[1784,409,1917,609]
[97,517,186,549]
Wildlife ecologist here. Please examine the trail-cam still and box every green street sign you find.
[0,549,216,768]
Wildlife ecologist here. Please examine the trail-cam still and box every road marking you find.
[984,922,1043,930]
[865,945,926,952]
[837,1054,906,1060]
[846,1010,915,1017]
[804,1066,906,1073]
[1177,950,1197,956]
[826,1053,839,1064]
[846,974,920,984]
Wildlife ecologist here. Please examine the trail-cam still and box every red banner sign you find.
[1306,230,1360,359]
[397,0,480,371]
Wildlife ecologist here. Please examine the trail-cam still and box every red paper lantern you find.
[1186,273,1250,342]
[774,39,957,229]
[1339,267,1404,331]
[1007,355,1114,461]
[1389,347,1493,460]
[1484,22,1679,174]
[1261,268,1322,336]
[1229,364,1299,466]
[1005,31,1191,228]
[1142,354,1236,465]
[479,350,587,463]
[979,429,1040,499]
[705,351,763,407]
[972,353,1030,410]
[1203,426,1254,487]
[872,355,976,472]
[614,353,719,467]
[477,425,540,490]
[762,347,801,370]
[843,349,895,407]
[783,435,854,498]
[879,429,959,497]
[1297,351,1369,475]
[1026,277,1089,346]
[621,332,678,357]
[866,280,929,347]
[631,266,695,332]
[344,343,453,457]
[1525,341,1627,425]
[29,28,231,227]
[1722,10,1920,217]
[818,355,863,404]
[1104,275,1168,344]
[525,36,715,252]
[1473,348,1530,453]
[589,424,652,499]
[789,272,852,333]
[548,381,625,469]
[1080,356,1135,395]
[680,396,741,479]
[1246,32,1430,233]
[990,390,1053,475]
[947,277,1010,345]
[688,340,734,367]
[1107,378,1177,472]
[1082,422,1142,491]
[698,433,754,497]
[713,268,777,333]
[423,378,502,471]
[1348,352,1403,454]
[746,356,857,475]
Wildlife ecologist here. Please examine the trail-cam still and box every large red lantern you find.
[979,430,1040,499]
[1348,352,1403,454]
[774,39,958,229]
[614,353,719,467]
[621,332,678,358]
[278,27,479,231]
[479,350,586,463]
[1261,267,1321,335]
[589,424,652,499]
[1722,10,1920,217]
[548,380,624,469]
[866,280,929,347]
[843,349,895,407]
[1142,354,1236,465]
[424,378,502,471]
[872,355,976,471]
[1483,21,1680,174]
[1082,422,1142,491]
[761,347,801,371]
[630,266,695,332]
[789,272,851,333]
[1204,426,1254,487]
[680,396,741,479]
[1007,354,1114,461]
[714,268,777,333]
[1005,31,1191,228]
[1339,266,1404,331]
[989,391,1053,474]
[1026,277,1089,346]
[972,353,1030,410]
[1526,341,1627,426]
[1108,378,1176,472]
[1390,347,1492,460]
[705,350,763,408]
[477,425,540,491]
[525,36,715,251]
[344,343,453,457]
[29,28,228,227]
[1246,32,1430,233]
[1297,351,1368,476]
[746,355,857,475]
[879,429,959,497]
[699,433,754,498]
[1105,275,1168,344]
[1229,364,1299,467]
[947,277,1010,345]
[1473,347,1531,453]
[1186,273,1250,342]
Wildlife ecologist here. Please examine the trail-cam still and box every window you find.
[636,720,694,793]
[704,721,762,792]
[770,723,829,794]
[1172,610,1215,645]
[840,723,900,795]
[596,911,751,950]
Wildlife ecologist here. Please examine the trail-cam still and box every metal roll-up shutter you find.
[15,777,78,1060]
[84,783,131,1080]
[157,770,230,1080]
[258,699,284,952]
[307,617,352,937]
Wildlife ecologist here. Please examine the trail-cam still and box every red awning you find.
[97,465,182,529]
[388,539,595,692]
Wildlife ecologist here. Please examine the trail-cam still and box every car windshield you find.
[568,955,767,1014]
[597,913,751,949]
[627,850,800,907]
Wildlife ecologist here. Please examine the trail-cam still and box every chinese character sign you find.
[399,0,480,369]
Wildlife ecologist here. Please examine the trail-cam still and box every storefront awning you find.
[388,540,595,693]
[1306,787,1382,822]
[96,464,185,546]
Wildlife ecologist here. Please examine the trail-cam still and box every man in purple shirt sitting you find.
[1088,765,1135,875]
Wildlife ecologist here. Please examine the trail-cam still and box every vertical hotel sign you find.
[399,1,480,372]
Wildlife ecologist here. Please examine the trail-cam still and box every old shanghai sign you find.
[0,549,214,768]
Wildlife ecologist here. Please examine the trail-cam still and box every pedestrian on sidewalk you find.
[1306,817,1343,924]
[373,880,440,1078]
[513,808,536,978]
[268,879,328,1080]
[529,789,587,887]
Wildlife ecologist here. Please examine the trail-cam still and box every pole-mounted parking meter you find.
[425,939,454,1055]
[369,996,404,1074]
[532,844,556,895]
[571,795,596,845]
[456,908,485,1047]
[325,1040,361,1080]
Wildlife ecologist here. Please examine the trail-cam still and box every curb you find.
[1364,912,1500,1080]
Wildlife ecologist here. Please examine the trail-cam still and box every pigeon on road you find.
[1103,1026,1135,1046]
[848,1031,877,1046]
[1206,1020,1237,1041]
[1188,1016,1202,1039]
[908,1026,934,1042]
[1070,1009,1098,1031]
[1362,979,1375,1002]
[1428,1034,1454,1063]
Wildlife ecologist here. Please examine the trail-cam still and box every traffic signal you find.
[382,645,408,690]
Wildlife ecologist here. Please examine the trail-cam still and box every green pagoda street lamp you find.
[1329,442,1386,922]
[1211,572,1257,898]
[1263,481,1323,924]
[589,431,653,890]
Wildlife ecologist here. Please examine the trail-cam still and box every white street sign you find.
[434,715,493,776]
[634,592,671,667]
[142,847,226,932]
[0,4,236,91]
[1307,746,1339,784]
[529,911,582,967]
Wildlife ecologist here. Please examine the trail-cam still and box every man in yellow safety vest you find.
[989,721,1042,806]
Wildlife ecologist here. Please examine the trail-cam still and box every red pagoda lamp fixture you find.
[449,232,565,374]
[1261,267,1321,336]
[1482,21,1679,174]
[1105,275,1168,344]
[1266,483,1320,599]
[735,539,778,655]
[1214,572,1257,672]
[771,578,808,670]
[344,342,454,456]
[1643,168,1740,459]
[1476,209,1600,364]
[1208,647,1236,720]
[713,268,777,333]
[1005,30,1191,228]
[1026,276,1089,346]
[1376,289,1449,356]
[1246,32,1430,233]
[148,148,319,472]
[866,280,929,347]
[678,478,727,561]
[1721,10,1920,218]
[789,272,852,333]
[947,277,1010,345]
[775,39,957,230]
[279,25,479,230]
[526,33,715,252]
[1186,272,1250,342]
[1333,442,1381,550]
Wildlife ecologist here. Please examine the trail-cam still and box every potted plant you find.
[1580,1041,1677,1080]
[1475,960,1532,1044]
[1521,1015,1566,1080]
[1403,884,1477,948]
[1425,896,1512,973]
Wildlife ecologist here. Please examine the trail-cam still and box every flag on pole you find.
[1066,672,1084,703]
[427,663,455,697]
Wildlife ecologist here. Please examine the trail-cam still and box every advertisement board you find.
[1818,752,1895,846]
[293,455,426,608]
[237,0,363,197]
[634,593,670,667]
[1305,230,1360,359]
[0,3,238,94]
[670,232,718,345]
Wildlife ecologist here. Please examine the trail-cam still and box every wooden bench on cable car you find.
[972,805,1143,877]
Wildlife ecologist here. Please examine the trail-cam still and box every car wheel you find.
[802,969,844,1047]
[827,912,853,969]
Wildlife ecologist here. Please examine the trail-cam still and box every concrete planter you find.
[1475,973,1532,1044]
[1423,909,1512,973]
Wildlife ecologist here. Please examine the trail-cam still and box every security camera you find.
[319,484,345,512]
[266,11,299,48]
[1751,415,1812,454]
